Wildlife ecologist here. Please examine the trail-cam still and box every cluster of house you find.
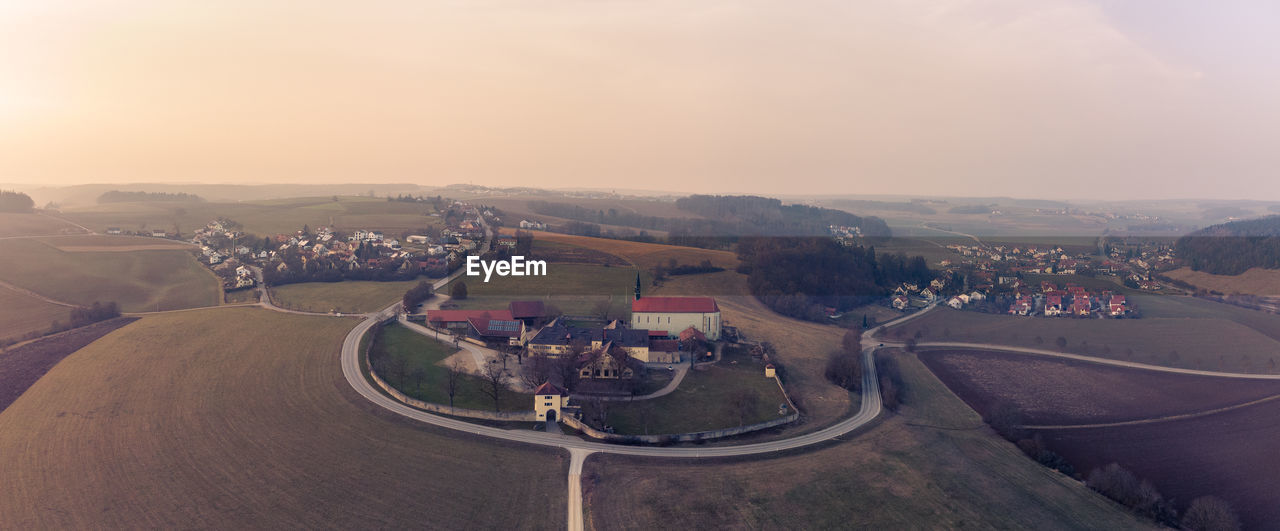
[828,224,864,247]
[185,200,494,289]
[891,278,988,311]
[942,241,1174,288]
[1008,281,1129,317]
[518,219,547,230]
[423,295,723,383]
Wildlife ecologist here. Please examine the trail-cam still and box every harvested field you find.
[37,234,194,252]
[531,240,629,266]
[0,285,71,344]
[0,317,137,413]
[500,228,738,270]
[0,213,86,237]
[1040,400,1280,529]
[0,307,565,529]
[1164,266,1280,296]
[581,351,1150,530]
[0,239,221,312]
[882,307,1280,374]
[920,349,1280,426]
[269,279,424,313]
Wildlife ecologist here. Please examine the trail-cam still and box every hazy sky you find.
[1,1,1277,199]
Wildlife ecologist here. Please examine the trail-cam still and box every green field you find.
[57,196,439,237]
[874,237,963,266]
[270,279,426,313]
[370,323,532,411]
[444,263,641,317]
[581,350,1151,529]
[604,347,790,436]
[0,307,565,528]
[882,306,1280,374]
[0,286,71,344]
[0,239,221,312]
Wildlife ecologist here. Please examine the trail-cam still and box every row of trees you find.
[401,281,434,312]
[97,190,204,203]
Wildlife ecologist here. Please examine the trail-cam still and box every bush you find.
[450,281,468,300]
[1181,496,1240,531]
[1085,463,1177,525]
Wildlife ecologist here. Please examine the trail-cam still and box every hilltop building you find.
[630,296,722,341]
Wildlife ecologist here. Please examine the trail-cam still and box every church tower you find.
[634,272,642,301]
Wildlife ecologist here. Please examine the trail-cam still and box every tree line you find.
[0,190,34,212]
[97,190,205,203]
[1176,215,1280,275]
[736,237,932,322]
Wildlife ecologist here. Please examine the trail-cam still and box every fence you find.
[364,325,535,422]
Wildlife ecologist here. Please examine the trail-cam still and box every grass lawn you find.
[580,350,1152,530]
[270,279,427,313]
[370,323,532,412]
[0,238,221,312]
[604,347,789,436]
[0,307,565,529]
[882,306,1280,374]
[445,263,641,316]
[0,286,70,344]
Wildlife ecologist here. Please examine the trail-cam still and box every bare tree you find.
[445,359,463,410]
[478,360,506,412]
[727,388,761,426]
[521,354,552,390]
[1182,496,1241,531]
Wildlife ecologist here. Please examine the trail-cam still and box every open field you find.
[605,347,789,436]
[1164,266,1280,296]
[57,196,439,237]
[581,351,1150,530]
[270,279,425,313]
[920,349,1280,426]
[371,323,532,411]
[1131,294,1280,343]
[0,286,71,344]
[502,228,739,270]
[531,239,630,266]
[0,213,86,237]
[445,263,640,317]
[0,318,137,412]
[873,237,962,266]
[882,307,1280,374]
[36,234,195,252]
[0,307,565,528]
[0,239,221,312]
[1041,399,1280,529]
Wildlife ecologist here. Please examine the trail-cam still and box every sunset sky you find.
[1,1,1277,199]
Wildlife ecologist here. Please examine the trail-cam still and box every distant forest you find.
[529,194,891,241]
[825,199,937,215]
[97,190,205,203]
[1176,215,1280,274]
[0,190,35,212]
[737,237,931,322]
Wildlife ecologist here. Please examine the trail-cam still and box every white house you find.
[946,296,964,309]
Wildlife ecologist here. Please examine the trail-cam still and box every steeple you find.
[634,272,642,301]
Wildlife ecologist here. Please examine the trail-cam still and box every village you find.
[883,237,1176,319]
